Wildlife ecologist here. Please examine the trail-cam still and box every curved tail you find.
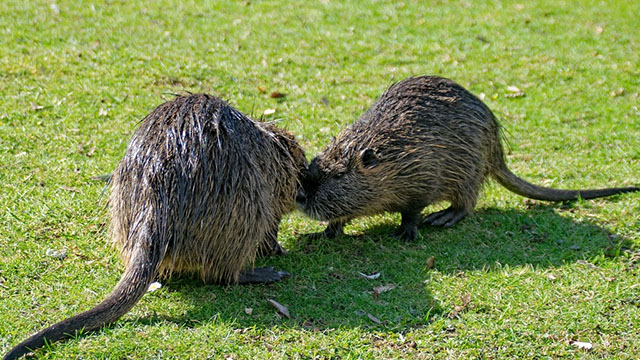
[492,163,639,201]
[4,244,163,360]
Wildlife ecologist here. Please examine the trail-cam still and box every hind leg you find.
[245,226,289,284]
[423,179,480,228]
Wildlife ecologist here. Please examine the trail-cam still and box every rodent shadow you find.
[304,204,628,273]
[119,204,628,334]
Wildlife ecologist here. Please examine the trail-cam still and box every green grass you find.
[1,0,639,358]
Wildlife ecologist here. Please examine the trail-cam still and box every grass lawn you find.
[1,0,639,358]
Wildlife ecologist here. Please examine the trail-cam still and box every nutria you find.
[5,94,306,359]
[296,75,638,241]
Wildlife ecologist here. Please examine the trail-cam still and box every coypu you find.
[296,75,638,241]
[5,94,306,359]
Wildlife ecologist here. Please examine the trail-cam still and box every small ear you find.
[359,148,379,168]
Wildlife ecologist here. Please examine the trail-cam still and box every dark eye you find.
[335,171,345,179]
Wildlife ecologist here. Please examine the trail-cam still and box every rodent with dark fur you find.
[297,75,638,241]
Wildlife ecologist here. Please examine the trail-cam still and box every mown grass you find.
[1,0,639,358]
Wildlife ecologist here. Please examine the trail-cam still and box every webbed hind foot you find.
[238,267,290,284]
[423,207,468,228]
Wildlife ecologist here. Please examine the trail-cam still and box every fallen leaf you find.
[367,313,382,324]
[373,284,396,299]
[448,293,472,318]
[594,25,603,35]
[30,103,45,111]
[99,108,108,117]
[70,245,89,260]
[505,85,525,98]
[425,256,435,269]
[257,86,266,93]
[263,108,276,115]
[570,340,593,350]
[576,260,598,269]
[267,299,290,318]
[46,248,67,260]
[354,310,367,316]
[445,326,455,333]
[358,271,381,280]
[547,273,558,281]
[269,91,286,98]
[147,282,162,292]
[610,88,625,97]
[244,307,253,315]
[460,293,471,306]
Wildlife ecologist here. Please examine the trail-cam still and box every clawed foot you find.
[392,225,419,242]
[423,207,468,228]
[238,267,290,284]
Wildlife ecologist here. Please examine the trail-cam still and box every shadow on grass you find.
[121,203,630,334]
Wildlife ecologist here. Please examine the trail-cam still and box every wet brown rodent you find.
[297,75,638,241]
[5,94,306,360]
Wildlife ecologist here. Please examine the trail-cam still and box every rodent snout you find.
[296,189,307,204]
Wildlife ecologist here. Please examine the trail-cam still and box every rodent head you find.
[297,141,382,221]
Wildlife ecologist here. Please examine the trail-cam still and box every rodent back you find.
[109,94,296,283]
[300,76,503,219]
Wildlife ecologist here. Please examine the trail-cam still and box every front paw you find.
[393,226,419,242]
[271,242,288,256]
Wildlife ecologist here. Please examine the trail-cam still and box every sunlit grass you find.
[1,0,638,358]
